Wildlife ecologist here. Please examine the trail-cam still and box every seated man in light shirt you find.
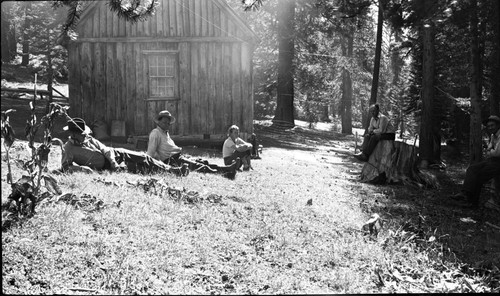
[147,110,238,179]
[451,115,500,208]
[223,125,252,171]
[354,103,395,162]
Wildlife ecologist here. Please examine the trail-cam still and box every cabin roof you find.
[76,0,257,41]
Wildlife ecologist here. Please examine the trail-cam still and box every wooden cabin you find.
[67,0,256,141]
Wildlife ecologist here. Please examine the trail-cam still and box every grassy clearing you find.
[2,120,499,294]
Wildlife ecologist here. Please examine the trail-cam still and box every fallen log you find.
[360,140,439,188]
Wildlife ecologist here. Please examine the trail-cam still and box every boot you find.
[222,160,238,180]
[242,156,251,171]
[180,163,190,176]
[235,157,242,171]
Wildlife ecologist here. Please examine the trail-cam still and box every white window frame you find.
[143,50,179,101]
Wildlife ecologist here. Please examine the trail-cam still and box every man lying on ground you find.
[223,125,253,171]
[54,117,188,176]
[146,110,238,179]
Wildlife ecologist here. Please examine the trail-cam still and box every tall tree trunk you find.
[469,0,483,163]
[1,2,16,63]
[391,29,405,137]
[369,0,384,106]
[419,0,440,166]
[491,0,500,116]
[1,8,11,62]
[363,0,384,132]
[273,0,296,128]
[340,31,353,134]
[321,105,329,122]
[21,2,32,66]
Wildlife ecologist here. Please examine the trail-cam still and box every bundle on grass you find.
[360,140,439,188]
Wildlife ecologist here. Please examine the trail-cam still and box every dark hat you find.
[155,110,176,124]
[63,117,92,134]
[484,115,500,126]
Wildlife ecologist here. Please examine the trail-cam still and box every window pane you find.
[150,78,158,96]
[158,56,165,67]
[158,66,166,77]
[164,65,172,76]
[159,77,167,87]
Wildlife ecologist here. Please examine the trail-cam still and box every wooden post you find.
[354,131,358,154]
[46,51,54,113]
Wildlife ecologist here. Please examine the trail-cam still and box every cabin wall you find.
[68,40,253,136]
[68,0,254,137]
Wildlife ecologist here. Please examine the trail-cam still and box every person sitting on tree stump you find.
[55,117,186,176]
[223,125,253,171]
[354,103,395,162]
[147,110,239,179]
[451,115,500,208]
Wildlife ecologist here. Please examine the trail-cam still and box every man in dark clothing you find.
[451,115,500,208]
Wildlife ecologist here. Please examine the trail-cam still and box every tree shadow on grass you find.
[360,166,500,283]
[255,124,356,153]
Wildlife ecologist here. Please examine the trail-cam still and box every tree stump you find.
[360,140,438,187]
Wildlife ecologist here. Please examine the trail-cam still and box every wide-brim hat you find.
[155,110,176,124]
[483,115,500,126]
[63,117,92,134]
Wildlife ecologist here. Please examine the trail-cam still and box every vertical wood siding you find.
[70,0,254,137]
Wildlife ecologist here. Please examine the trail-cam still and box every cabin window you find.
[147,53,178,100]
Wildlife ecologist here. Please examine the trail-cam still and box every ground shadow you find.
[255,124,356,153]
[360,165,500,282]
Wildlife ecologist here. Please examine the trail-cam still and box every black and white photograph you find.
[1,0,499,294]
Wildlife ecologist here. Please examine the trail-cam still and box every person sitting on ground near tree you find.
[451,115,500,208]
[146,110,238,179]
[223,125,253,171]
[55,117,187,176]
[354,103,395,162]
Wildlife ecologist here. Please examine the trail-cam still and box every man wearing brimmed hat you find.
[58,117,188,176]
[452,115,500,208]
[147,110,239,179]
[147,110,182,160]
